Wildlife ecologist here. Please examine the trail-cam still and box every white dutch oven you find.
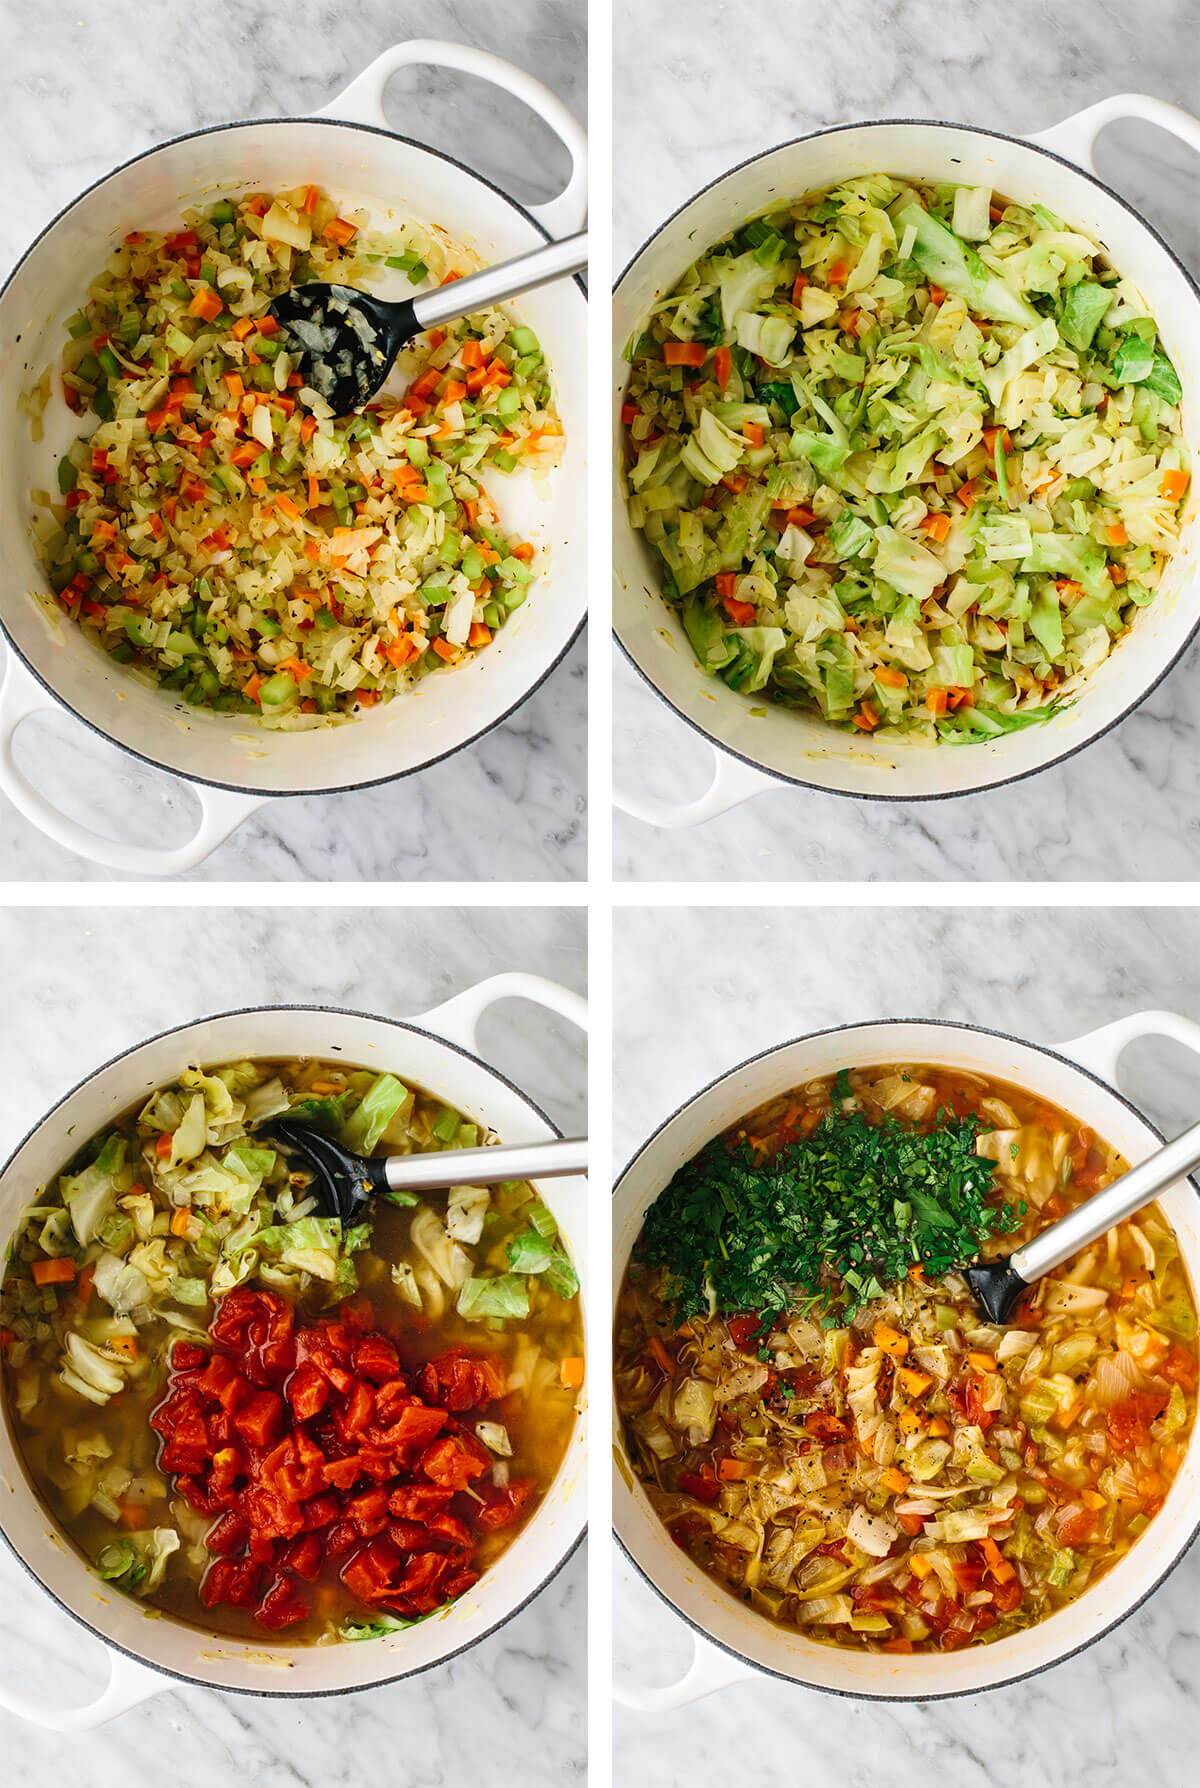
[613,96,1200,829]
[0,39,588,874]
[613,1010,1200,1707]
[0,972,587,1727]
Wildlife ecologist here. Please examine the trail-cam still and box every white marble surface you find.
[613,0,1200,882]
[0,904,586,1783]
[613,904,1200,1786]
[0,0,587,882]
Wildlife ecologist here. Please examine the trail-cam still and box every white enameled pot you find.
[0,39,588,874]
[613,95,1200,829]
[0,973,587,1727]
[613,1010,1200,1706]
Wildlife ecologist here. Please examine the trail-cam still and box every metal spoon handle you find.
[382,1135,588,1194]
[409,232,588,332]
[1010,1116,1200,1286]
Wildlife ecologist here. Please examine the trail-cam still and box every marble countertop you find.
[613,0,1200,882]
[0,0,587,883]
[613,902,1200,1787]
[0,903,586,1783]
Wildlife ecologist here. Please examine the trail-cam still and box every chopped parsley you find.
[638,1108,1024,1330]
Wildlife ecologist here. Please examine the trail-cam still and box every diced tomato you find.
[254,1576,309,1630]
[804,1411,849,1442]
[282,1533,323,1581]
[172,1341,207,1372]
[235,1389,285,1449]
[1057,1508,1100,1545]
[1163,1343,1198,1390]
[388,1484,455,1521]
[354,1335,402,1383]
[420,1434,492,1490]
[726,1315,761,1348]
[1106,1393,1164,1452]
[286,1361,330,1421]
[205,1511,249,1557]
[676,1469,720,1505]
[992,1576,1024,1613]
[474,1479,537,1532]
[418,1349,506,1412]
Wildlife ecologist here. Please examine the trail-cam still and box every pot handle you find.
[0,652,264,877]
[417,971,588,1055]
[0,1648,171,1731]
[1061,1008,1200,1085]
[1029,92,1200,175]
[317,39,588,236]
[614,745,777,831]
[613,1632,757,1711]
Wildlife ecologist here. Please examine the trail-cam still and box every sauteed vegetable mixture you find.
[615,1066,1197,1652]
[1,1060,583,1643]
[622,177,1189,741]
[28,187,563,723]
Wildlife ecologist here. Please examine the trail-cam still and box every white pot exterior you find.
[613,111,1200,803]
[0,108,587,802]
[0,1004,587,1698]
[613,1017,1200,1700]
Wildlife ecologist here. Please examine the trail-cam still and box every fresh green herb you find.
[638,1107,1023,1325]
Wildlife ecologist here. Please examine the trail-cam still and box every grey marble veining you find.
[0,0,587,883]
[613,904,1200,1786]
[613,0,1200,882]
[0,904,586,1783]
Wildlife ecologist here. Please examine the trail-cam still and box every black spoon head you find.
[964,1256,1030,1325]
[261,1117,385,1224]
[269,283,403,415]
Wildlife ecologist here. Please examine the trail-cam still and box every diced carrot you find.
[118,1501,149,1530]
[881,1467,910,1494]
[323,216,358,248]
[231,316,255,342]
[717,1458,753,1482]
[839,309,861,336]
[1105,520,1129,546]
[559,1356,586,1391]
[431,638,460,663]
[791,272,809,304]
[382,635,418,670]
[256,314,280,337]
[927,284,946,306]
[155,1131,174,1160]
[188,286,222,322]
[982,426,1012,454]
[648,1337,674,1376]
[107,1334,140,1360]
[278,657,312,683]
[1109,562,1127,585]
[853,701,880,731]
[897,1366,932,1397]
[170,1208,194,1238]
[460,339,486,370]
[875,665,908,689]
[714,345,732,392]
[927,1415,950,1437]
[275,493,302,521]
[224,372,244,399]
[827,260,849,285]
[242,674,264,704]
[300,185,320,215]
[1162,469,1189,502]
[742,421,765,447]
[441,380,467,406]
[723,596,757,626]
[31,1258,76,1287]
[76,1262,96,1305]
[968,1351,998,1371]
[921,511,951,542]
[873,1324,909,1358]
[909,1553,934,1580]
[714,572,736,599]
[982,1536,1015,1583]
[511,541,536,562]
[300,414,317,443]
[662,341,708,367]
[955,479,978,508]
[467,622,492,648]
[785,506,817,528]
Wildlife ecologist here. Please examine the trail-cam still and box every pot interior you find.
[612,1020,1200,1698]
[0,1008,587,1694]
[0,120,587,795]
[613,121,1200,799]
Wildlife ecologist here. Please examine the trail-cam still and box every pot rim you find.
[0,114,588,800]
[612,115,1200,805]
[613,1014,1200,1701]
[0,999,586,1697]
